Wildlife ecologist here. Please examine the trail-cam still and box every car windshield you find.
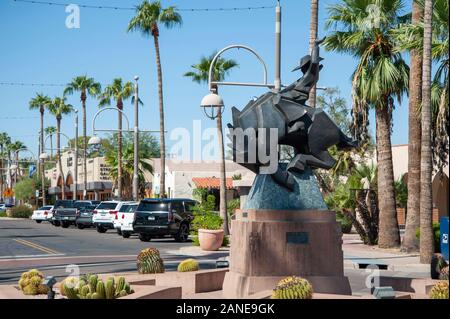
[39,206,53,210]
[54,200,74,208]
[138,202,169,212]
[96,202,118,210]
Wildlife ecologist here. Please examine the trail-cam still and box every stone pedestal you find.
[222,209,351,298]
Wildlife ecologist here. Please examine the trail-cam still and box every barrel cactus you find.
[137,248,165,274]
[177,259,199,272]
[18,269,47,296]
[272,276,313,299]
[429,281,449,299]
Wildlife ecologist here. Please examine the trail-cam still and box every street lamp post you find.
[133,76,139,201]
[74,109,79,200]
[200,2,283,236]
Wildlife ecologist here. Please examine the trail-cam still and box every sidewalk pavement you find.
[167,234,429,274]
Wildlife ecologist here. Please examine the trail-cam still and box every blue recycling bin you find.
[440,217,449,262]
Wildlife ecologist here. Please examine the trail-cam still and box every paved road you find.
[0,219,227,284]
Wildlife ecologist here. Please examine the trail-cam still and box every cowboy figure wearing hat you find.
[281,37,325,105]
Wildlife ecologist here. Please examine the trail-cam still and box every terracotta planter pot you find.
[198,229,224,251]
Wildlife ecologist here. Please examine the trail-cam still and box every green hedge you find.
[10,205,33,219]
[0,211,7,218]
[416,222,441,253]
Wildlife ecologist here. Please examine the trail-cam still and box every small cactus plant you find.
[177,259,199,272]
[137,248,165,274]
[272,276,313,299]
[18,269,47,296]
[63,274,132,299]
[429,281,449,299]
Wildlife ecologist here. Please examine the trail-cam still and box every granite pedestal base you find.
[222,210,351,298]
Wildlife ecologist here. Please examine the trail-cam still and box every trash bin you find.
[441,217,449,262]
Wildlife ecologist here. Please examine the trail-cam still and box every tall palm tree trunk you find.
[217,109,230,235]
[154,35,166,198]
[117,104,123,200]
[307,0,319,108]
[39,106,44,178]
[402,1,423,252]
[0,146,3,201]
[420,0,434,264]
[57,118,65,200]
[376,101,400,248]
[50,135,54,158]
[40,106,45,205]
[82,92,88,200]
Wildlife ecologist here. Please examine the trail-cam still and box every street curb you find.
[0,217,30,221]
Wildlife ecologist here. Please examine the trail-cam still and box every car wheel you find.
[36,220,42,224]
[54,221,61,227]
[139,233,152,242]
[61,222,69,228]
[117,229,122,236]
[77,224,85,230]
[175,223,190,242]
[96,226,107,233]
[122,232,131,239]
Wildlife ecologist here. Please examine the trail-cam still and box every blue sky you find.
[0,0,411,158]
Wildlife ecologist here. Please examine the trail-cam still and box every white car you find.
[0,204,6,212]
[92,201,131,233]
[31,205,54,223]
[114,202,139,238]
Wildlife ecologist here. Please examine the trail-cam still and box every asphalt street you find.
[0,219,227,284]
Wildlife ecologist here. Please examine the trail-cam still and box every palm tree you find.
[98,78,134,199]
[44,126,57,158]
[128,0,182,198]
[47,97,74,200]
[308,0,319,108]
[325,0,409,248]
[0,132,11,199]
[403,1,423,253]
[29,93,52,178]
[7,141,26,182]
[184,52,239,235]
[420,0,434,264]
[64,76,102,199]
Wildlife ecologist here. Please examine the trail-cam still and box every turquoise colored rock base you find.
[243,166,327,211]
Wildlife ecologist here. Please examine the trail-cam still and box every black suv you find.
[133,198,197,242]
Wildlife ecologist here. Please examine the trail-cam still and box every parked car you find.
[0,203,6,212]
[114,202,139,238]
[92,201,131,233]
[53,200,98,228]
[31,205,54,223]
[74,204,98,229]
[51,200,76,226]
[133,198,197,242]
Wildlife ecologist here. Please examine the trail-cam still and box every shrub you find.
[416,222,441,253]
[336,212,352,234]
[0,211,7,218]
[10,205,33,218]
[192,212,223,231]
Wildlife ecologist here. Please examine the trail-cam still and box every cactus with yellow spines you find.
[18,269,47,296]
[429,281,449,299]
[105,278,115,299]
[271,276,313,299]
[64,284,79,299]
[177,259,199,272]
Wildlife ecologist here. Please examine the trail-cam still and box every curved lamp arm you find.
[91,107,131,135]
[208,44,275,91]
